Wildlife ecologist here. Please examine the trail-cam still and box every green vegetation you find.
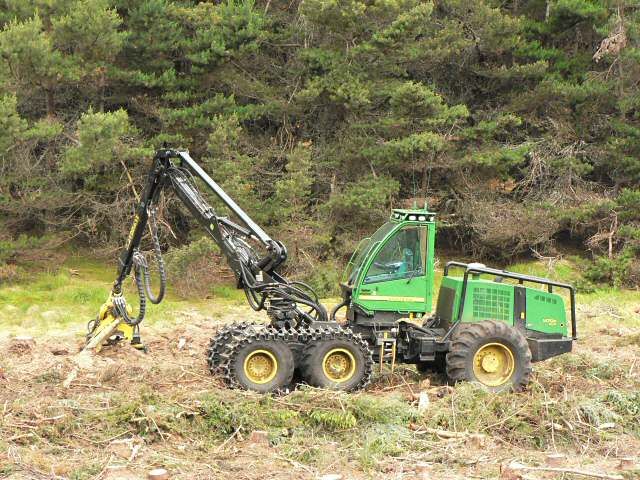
[3,253,639,334]
[0,255,247,335]
[3,371,639,474]
[1,0,640,290]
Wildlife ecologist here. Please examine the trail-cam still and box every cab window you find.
[343,221,396,285]
[363,226,427,284]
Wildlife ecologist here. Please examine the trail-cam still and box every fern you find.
[307,409,357,430]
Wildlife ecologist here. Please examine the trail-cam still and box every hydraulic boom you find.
[87,149,328,350]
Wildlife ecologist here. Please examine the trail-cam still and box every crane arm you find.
[88,149,326,349]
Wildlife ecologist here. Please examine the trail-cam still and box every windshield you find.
[343,221,397,285]
[363,226,426,284]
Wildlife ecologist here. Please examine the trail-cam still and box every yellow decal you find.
[127,214,140,248]
[359,295,425,302]
[542,318,558,326]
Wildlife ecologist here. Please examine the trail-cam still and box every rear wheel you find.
[446,320,532,392]
[300,328,373,391]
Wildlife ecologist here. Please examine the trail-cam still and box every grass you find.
[0,255,246,336]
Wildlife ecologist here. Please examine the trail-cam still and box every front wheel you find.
[221,328,295,393]
[446,320,532,392]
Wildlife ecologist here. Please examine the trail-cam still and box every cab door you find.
[354,225,430,314]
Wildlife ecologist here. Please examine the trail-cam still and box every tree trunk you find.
[45,88,55,118]
[98,68,106,113]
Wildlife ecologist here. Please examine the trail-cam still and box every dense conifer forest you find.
[1,0,639,289]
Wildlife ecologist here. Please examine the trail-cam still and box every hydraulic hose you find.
[330,299,349,322]
[239,262,267,311]
[143,208,166,304]
[113,208,166,326]
[401,321,437,337]
[239,261,326,321]
[112,253,147,326]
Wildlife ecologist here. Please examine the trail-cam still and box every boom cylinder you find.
[113,157,167,293]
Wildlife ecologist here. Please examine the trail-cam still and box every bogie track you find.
[207,323,374,393]
[207,322,261,371]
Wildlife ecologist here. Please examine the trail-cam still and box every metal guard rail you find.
[441,261,577,341]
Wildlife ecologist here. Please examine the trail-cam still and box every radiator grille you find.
[472,287,511,321]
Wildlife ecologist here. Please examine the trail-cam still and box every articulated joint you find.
[259,240,287,272]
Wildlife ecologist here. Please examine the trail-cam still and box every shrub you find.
[0,234,53,283]
[301,258,343,297]
[164,236,231,298]
[0,235,50,264]
[584,247,639,287]
[307,410,357,430]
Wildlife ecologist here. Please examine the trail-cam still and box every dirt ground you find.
[1,305,640,480]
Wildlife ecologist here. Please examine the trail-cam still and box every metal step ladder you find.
[376,331,397,373]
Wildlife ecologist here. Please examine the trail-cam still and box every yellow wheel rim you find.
[472,342,515,387]
[322,348,356,383]
[243,349,278,384]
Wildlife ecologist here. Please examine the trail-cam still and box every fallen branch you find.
[215,426,241,452]
[62,318,120,388]
[506,461,624,480]
[7,433,35,442]
[409,423,484,440]
[62,367,78,389]
[275,454,315,475]
[36,414,66,424]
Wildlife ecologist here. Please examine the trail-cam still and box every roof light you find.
[409,215,416,221]
[418,215,426,221]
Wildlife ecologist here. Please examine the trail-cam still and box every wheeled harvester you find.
[86,149,577,393]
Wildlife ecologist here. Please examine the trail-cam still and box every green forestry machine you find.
[86,149,577,393]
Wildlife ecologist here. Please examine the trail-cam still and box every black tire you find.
[300,327,373,391]
[446,320,532,392]
[221,328,295,393]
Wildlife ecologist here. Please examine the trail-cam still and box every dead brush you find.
[415,380,640,455]
[594,22,627,63]
[164,236,234,298]
[100,363,123,384]
[615,332,640,347]
[542,353,628,389]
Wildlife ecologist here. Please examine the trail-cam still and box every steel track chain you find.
[206,321,262,373]
[208,323,373,391]
[298,324,374,390]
